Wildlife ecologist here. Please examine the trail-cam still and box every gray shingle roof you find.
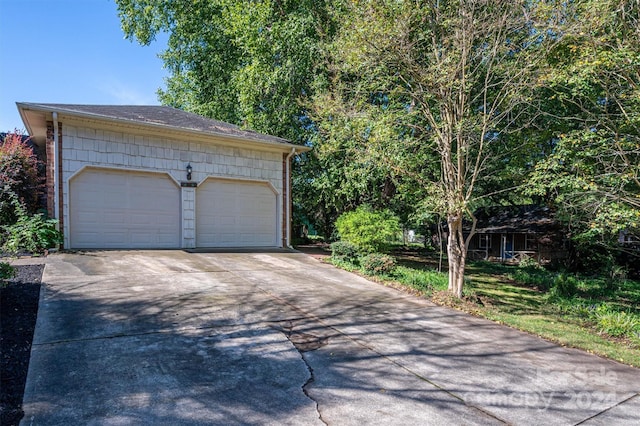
[18,103,296,147]
[472,205,559,234]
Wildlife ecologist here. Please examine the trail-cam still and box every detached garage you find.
[17,103,309,249]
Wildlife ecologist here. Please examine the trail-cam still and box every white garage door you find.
[196,179,278,247]
[69,169,180,248]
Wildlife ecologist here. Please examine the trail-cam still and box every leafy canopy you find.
[116,0,331,143]
[526,0,640,248]
[311,0,562,296]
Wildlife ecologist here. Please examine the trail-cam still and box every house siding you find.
[60,122,284,249]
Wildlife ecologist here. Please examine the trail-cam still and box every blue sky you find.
[0,0,168,132]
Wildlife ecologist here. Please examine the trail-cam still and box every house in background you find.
[17,103,309,250]
[618,230,640,247]
[466,205,566,264]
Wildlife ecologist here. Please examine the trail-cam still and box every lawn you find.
[316,245,640,368]
[463,262,640,367]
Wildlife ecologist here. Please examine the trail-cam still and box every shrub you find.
[361,253,396,275]
[519,256,542,269]
[1,131,43,224]
[549,273,579,298]
[334,205,400,253]
[330,240,360,262]
[605,264,628,292]
[1,192,62,255]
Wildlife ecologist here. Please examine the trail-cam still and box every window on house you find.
[478,234,491,249]
[525,234,537,250]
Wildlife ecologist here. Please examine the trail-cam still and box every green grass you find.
[390,266,449,294]
[465,262,640,366]
[330,251,640,367]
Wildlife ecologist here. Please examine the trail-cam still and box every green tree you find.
[527,0,640,260]
[115,0,640,293]
[116,0,418,237]
[311,0,561,297]
[293,109,417,237]
[117,0,378,237]
[116,0,332,143]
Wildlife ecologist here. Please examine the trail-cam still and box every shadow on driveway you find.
[21,250,640,425]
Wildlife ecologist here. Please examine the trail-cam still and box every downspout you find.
[285,147,296,248]
[52,112,60,234]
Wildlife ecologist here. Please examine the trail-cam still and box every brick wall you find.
[45,122,54,218]
[45,121,63,236]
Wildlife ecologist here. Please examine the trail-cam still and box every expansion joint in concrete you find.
[574,393,639,425]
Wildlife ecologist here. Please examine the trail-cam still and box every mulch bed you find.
[1,264,44,426]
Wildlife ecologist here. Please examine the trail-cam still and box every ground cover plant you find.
[1,192,61,256]
[464,262,640,366]
[325,246,640,367]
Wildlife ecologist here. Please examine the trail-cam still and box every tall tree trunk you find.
[437,218,444,273]
[447,213,467,298]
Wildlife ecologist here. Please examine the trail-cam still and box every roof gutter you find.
[285,147,296,249]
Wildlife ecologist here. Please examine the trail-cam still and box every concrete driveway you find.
[21,250,639,425]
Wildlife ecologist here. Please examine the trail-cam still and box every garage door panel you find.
[219,216,236,226]
[196,179,277,247]
[157,233,179,244]
[70,169,180,249]
[157,215,179,226]
[104,191,123,201]
[104,212,126,223]
[239,217,253,227]
[73,232,99,246]
[104,232,129,244]
[220,234,236,244]
[130,214,151,225]
[77,213,98,224]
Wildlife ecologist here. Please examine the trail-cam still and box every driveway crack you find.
[276,320,329,425]
[300,351,329,426]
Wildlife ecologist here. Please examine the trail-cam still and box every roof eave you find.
[16,102,311,153]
